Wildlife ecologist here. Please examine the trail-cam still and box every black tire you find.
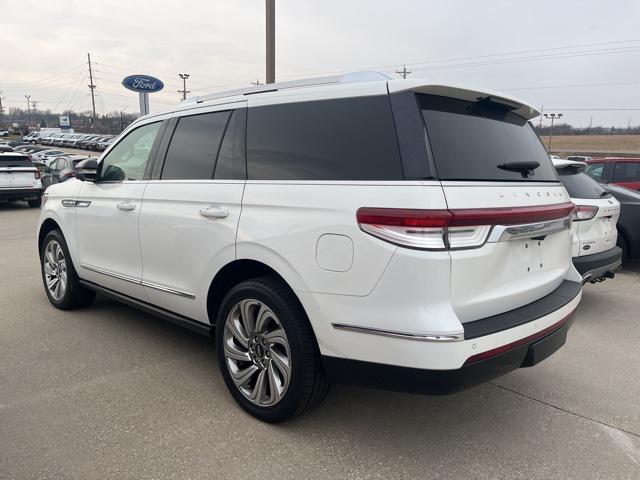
[40,229,96,310]
[617,230,630,260]
[28,197,42,208]
[216,276,329,422]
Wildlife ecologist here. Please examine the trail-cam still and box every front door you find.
[75,120,164,299]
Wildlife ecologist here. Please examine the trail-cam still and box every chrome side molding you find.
[80,264,195,299]
[332,323,464,342]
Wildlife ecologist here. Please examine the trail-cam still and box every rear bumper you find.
[0,188,43,201]
[323,312,574,394]
[573,246,622,280]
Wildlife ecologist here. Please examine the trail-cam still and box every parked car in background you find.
[0,153,43,207]
[550,155,562,161]
[77,135,101,150]
[84,136,110,150]
[38,74,582,422]
[15,145,46,154]
[41,155,93,188]
[0,145,15,153]
[32,149,67,166]
[95,137,114,151]
[603,184,640,259]
[552,159,621,282]
[584,157,640,191]
[0,130,10,137]
[566,155,593,162]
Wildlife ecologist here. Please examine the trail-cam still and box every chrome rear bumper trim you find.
[332,323,464,342]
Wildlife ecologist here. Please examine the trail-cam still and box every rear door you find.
[418,93,574,322]
[138,102,246,322]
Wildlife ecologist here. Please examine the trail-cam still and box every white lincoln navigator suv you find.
[38,73,582,422]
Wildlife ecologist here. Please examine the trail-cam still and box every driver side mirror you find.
[75,158,99,182]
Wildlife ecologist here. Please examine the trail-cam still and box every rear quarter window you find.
[419,94,558,182]
[247,96,402,180]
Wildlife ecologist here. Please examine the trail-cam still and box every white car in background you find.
[553,158,622,282]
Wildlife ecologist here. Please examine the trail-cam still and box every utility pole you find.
[31,100,38,113]
[178,73,190,101]
[0,91,5,120]
[87,53,97,126]
[538,105,544,130]
[588,117,593,135]
[543,113,562,153]
[266,0,275,83]
[396,65,412,79]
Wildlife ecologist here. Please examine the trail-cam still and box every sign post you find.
[121,75,164,116]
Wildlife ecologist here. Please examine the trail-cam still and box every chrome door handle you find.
[199,205,229,219]
[117,201,136,211]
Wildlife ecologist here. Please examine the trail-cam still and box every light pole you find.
[178,73,190,101]
[25,94,31,128]
[120,106,129,132]
[266,0,275,83]
[543,113,563,153]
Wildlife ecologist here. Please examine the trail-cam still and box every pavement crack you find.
[489,381,640,439]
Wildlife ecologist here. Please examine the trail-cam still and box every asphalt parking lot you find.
[1,204,639,479]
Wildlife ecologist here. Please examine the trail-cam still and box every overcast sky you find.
[1,0,639,127]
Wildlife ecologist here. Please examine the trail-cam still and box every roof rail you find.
[191,71,391,104]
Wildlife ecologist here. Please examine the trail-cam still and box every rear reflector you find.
[357,202,575,250]
[463,308,576,365]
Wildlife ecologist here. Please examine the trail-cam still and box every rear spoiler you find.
[387,80,540,120]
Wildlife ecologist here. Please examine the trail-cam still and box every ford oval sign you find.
[122,75,164,93]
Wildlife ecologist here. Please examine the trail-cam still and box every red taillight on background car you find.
[33,170,41,180]
[356,202,575,250]
[572,205,598,222]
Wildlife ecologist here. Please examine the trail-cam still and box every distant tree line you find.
[0,108,139,135]
[532,123,640,136]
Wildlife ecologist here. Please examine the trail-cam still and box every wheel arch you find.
[206,259,310,334]
[38,217,62,258]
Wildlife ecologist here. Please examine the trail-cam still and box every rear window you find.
[247,96,402,180]
[557,170,609,199]
[0,156,32,167]
[584,162,604,181]
[419,94,558,182]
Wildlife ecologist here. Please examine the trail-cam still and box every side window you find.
[612,162,640,181]
[246,96,402,180]
[161,111,230,180]
[49,159,60,171]
[584,163,604,181]
[215,108,246,180]
[98,121,162,182]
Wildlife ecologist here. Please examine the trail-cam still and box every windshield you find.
[419,94,558,182]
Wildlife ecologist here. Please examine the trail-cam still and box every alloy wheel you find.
[223,299,292,407]
[43,240,67,301]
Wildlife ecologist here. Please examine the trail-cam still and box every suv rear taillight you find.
[357,203,575,250]
[34,170,41,180]
[572,205,598,221]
